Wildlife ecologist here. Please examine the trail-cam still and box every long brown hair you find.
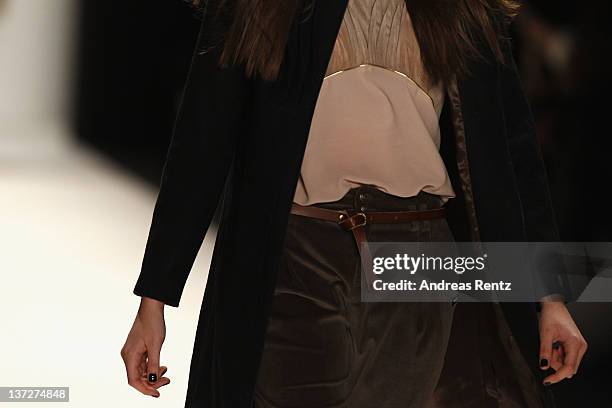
[191,0,520,84]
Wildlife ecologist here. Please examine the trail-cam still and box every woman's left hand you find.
[538,301,587,385]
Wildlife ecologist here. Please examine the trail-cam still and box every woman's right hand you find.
[120,297,171,397]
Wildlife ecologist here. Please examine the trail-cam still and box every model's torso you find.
[293,0,455,206]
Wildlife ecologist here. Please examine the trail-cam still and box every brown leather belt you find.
[290,203,446,288]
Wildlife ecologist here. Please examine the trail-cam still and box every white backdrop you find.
[0,0,76,128]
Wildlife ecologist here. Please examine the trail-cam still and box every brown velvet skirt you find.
[253,185,544,408]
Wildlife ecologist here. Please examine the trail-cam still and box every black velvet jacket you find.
[133,1,561,406]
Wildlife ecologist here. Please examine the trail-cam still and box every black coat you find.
[133,1,561,406]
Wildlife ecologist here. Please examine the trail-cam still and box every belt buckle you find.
[338,211,367,230]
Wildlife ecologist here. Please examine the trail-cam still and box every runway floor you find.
[0,122,215,407]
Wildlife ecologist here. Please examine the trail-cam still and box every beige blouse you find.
[293,0,456,206]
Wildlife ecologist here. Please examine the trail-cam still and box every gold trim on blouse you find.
[324,63,436,108]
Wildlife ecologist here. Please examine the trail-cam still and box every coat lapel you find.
[275,0,348,106]
[311,0,349,80]
[446,78,481,242]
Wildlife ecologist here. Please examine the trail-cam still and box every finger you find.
[149,376,171,390]
[549,347,563,371]
[134,377,162,397]
[124,350,159,397]
[544,364,573,385]
[573,341,588,377]
[146,343,162,385]
[145,365,168,380]
[539,328,555,370]
[139,356,147,378]
[544,340,580,385]
[565,339,581,378]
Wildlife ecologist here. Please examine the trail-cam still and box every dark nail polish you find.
[148,373,157,383]
[540,358,548,367]
[543,381,551,386]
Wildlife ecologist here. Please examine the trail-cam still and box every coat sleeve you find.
[498,30,559,242]
[133,4,250,307]
[497,24,569,302]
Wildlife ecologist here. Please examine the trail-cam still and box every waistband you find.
[292,185,447,289]
[311,184,445,212]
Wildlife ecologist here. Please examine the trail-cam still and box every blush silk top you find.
[293,0,456,206]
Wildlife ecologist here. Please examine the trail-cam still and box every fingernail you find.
[148,373,157,383]
[540,358,548,367]
[543,381,551,386]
